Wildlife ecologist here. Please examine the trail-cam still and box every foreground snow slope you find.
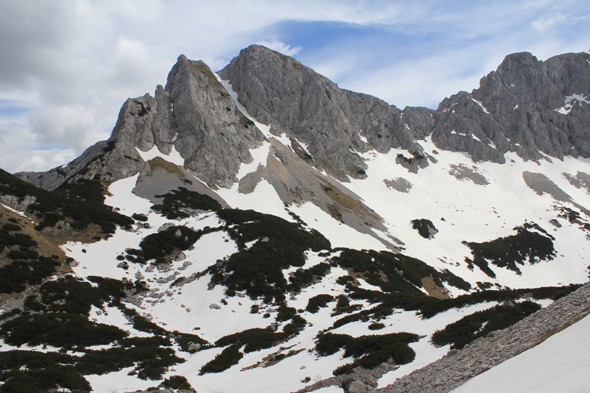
[452,313,590,393]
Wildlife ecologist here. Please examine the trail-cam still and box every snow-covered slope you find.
[52,141,588,392]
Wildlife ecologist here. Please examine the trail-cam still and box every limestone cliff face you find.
[165,55,265,188]
[17,55,266,190]
[219,45,419,182]
[415,51,590,163]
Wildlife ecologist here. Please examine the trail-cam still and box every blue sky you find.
[1,0,589,173]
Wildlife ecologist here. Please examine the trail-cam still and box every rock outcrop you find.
[17,55,266,190]
[413,51,590,163]
[166,56,265,188]
[219,45,421,181]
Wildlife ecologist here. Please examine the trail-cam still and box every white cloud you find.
[27,105,102,151]
[0,119,77,173]
[336,49,488,109]
[255,39,302,56]
[532,13,567,32]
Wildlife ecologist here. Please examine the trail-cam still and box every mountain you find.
[1,45,589,393]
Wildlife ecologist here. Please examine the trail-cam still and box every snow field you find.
[135,145,185,167]
[344,138,590,290]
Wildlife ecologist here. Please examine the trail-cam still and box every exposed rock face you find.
[132,157,229,207]
[166,56,265,188]
[219,45,420,181]
[17,55,266,191]
[422,51,590,163]
[15,141,113,191]
[16,88,175,191]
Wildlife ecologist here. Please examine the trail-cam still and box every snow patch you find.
[451,313,590,393]
[471,98,490,114]
[554,93,590,115]
[135,144,184,166]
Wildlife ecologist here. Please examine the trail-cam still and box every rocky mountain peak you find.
[430,51,590,163]
[163,54,265,188]
[220,44,419,181]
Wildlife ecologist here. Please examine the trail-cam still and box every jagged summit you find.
[432,51,590,162]
[219,44,419,181]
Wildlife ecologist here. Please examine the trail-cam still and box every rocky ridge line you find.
[376,283,590,393]
[221,46,590,175]
[429,52,590,163]
[219,45,425,182]
[15,47,590,192]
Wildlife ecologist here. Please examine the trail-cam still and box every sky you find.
[1,0,589,174]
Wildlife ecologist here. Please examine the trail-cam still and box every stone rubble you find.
[376,283,590,393]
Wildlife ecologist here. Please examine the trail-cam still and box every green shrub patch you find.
[78,344,183,380]
[0,312,127,349]
[344,333,419,368]
[0,274,190,387]
[200,344,244,374]
[368,322,385,330]
[411,218,438,239]
[465,222,556,277]
[289,263,331,292]
[0,256,60,294]
[306,294,334,313]
[0,341,184,386]
[0,169,133,234]
[217,209,330,252]
[1,223,21,231]
[39,276,126,315]
[152,187,222,219]
[344,282,578,321]
[215,328,288,353]
[174,331,209,352]
[316,332,419,369]
[131,225,203,262]
[335,249,470,293]
[0,351,90,393]
[316,333,354,356]
[160,375,195,391]
[209,209,330,303]
[132,315,167,335]
[333,362,356,376]
[432,300,542,349]
[0,229,38,249]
